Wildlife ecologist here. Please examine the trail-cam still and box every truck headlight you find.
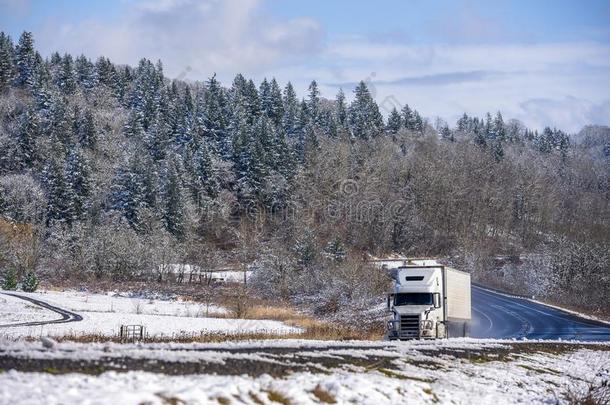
[420,320,434,330]
[387,320,399,331]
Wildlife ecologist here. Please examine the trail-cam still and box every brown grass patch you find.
[266,390,291,405]
[312,385,337,403]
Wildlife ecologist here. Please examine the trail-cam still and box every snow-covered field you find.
[0,290,299,339]
[0,339,608,404]
[0,294,58,325]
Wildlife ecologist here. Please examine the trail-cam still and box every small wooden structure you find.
[119,324,146,342]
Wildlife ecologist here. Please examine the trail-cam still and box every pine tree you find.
[439,124,454,142]
[191,142,219,205]
[2,268,17,290]
[123,110,145,138]
[233,117,269,204]
[78,109,97,149]
[65,148,92,221]
[412,110,424,134]
[15,108,39,169]
[335,88,347,129]
[493,111,506,142]
[402,105,412,129]
[95,56,120,95]
[387,107,402,134]
[282,82,299,138]
[347,81,383,139]
[57,54,76,95]
[202,74,229,157]
[457,113,470,132]
[144,114,170,161]
[75,54,95,90]
[307,80,321,125]
[268,78,284,126]
[473,125,486,147]
[48,97,74,153]
[0,32,15,92]
[43,159,73,225]
[110,165,144,228]
[259,78,272,118]
[14,31,37,88]
[21,271,39,292]
[160,160,186,238]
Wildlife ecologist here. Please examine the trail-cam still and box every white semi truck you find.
[385,262,471,339]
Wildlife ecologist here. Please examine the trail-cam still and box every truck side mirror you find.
[433,293,441,308]
[387,294,393,310]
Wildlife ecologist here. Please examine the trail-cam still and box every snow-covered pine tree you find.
[14,31,38,88]
[307,80,321,125]
[21,271,39,292]
[191,141,220,206]
[493,111,506,142]
[387,107,402,134]
[348,81,383,140]
[65,148,92,221]
[335,88,347,129]
[57,54,76,95]
[78,109,97,150]
[123,109,145,138]
[1,268,17,290]
[203,74,230,157]
[74,54,95,90]
[259,78,272,119]
[160,159,186,238]
[0,32,15,92]
[43,158,74,225]
[439,124,454,142]
[401,104,414,130]
[268,78,284,126]
[15,108,39,169]
[282,82,299,138]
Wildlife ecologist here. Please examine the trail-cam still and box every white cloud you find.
[32,0,324,81]
[313,38,610,132]
[518,97,610,132]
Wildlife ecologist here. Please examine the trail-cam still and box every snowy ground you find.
[0,290,299,339]
[0,294,58,325]
[0,339,608,404]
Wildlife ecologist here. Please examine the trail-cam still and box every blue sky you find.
[1,0,610,131]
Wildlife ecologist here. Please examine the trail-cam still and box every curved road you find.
[0,292,83,328]
[470,285,610,341]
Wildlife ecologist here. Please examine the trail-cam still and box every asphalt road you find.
[470,285,610,341]
[0,292,83,328]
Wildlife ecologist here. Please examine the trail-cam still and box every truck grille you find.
[399,315,420,338]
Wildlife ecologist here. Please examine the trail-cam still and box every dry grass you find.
[37,319,380,344]
[312,385,337,404]
[202,301,384,341]
[266,390,291,405]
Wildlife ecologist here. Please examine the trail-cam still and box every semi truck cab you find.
[386,264,471,340]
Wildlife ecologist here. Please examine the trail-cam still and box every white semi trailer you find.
[386,263,471,339]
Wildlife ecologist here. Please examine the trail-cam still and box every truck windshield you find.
[394,293,433,306]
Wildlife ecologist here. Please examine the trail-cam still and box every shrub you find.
[21,271,39,292]
[1,268,17,290]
